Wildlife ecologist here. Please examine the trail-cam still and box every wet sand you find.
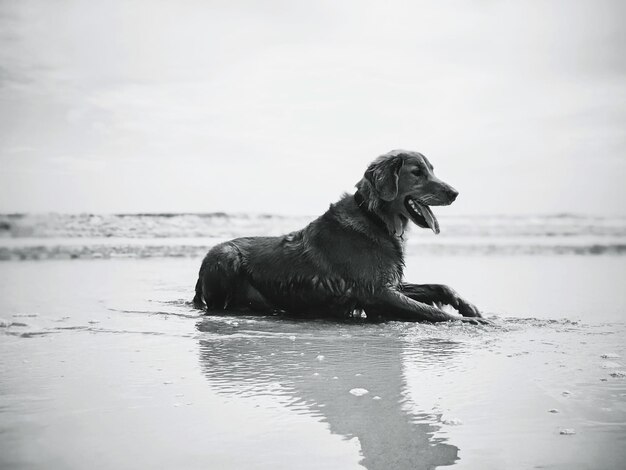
[1,255,626,469]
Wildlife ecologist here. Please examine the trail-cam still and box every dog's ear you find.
[364,156,404,201]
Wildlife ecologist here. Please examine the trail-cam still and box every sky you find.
[0,0,624,216]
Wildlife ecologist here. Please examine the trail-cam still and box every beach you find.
[1,214,626,469]
[2,0,625,467]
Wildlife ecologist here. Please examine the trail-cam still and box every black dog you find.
[193,150,485,323]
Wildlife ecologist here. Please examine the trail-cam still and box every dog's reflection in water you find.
[196,316,460,470]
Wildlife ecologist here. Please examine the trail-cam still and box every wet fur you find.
[193,150,483,323]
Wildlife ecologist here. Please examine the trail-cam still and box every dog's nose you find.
[447,187,459,202]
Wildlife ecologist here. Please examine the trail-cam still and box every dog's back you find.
[193,195,403,318]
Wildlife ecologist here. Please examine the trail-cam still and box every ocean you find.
[1,212,625,259]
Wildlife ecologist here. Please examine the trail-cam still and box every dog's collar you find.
[353,190,389,232]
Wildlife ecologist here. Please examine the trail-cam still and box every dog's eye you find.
[411,169,421,177]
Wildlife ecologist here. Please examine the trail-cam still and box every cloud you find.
[0,0,624,214]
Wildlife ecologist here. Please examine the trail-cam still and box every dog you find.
[193,149,486,324]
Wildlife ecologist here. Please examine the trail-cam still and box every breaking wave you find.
[1,212,625,260]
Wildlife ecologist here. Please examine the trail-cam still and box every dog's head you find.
[356,150,459,235]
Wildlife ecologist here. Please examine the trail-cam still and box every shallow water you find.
[1,255,625,469]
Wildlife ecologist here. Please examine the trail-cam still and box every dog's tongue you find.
[416,202,440,234]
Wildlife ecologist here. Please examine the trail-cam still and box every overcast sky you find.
[0,0,624,215]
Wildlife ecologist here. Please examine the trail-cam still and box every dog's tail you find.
[192,275,205,310]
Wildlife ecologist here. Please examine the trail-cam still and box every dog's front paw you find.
[439,285,482,318]
[457,299,482,318]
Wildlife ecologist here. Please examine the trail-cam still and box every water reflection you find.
[196,316,461,470]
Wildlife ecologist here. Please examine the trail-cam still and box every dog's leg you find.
[192,275,205,309]
[196,243,245,311]
[237,280,274,312]
[364,288,484,324]
[399,283,482,318]
[196,242,277,314]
